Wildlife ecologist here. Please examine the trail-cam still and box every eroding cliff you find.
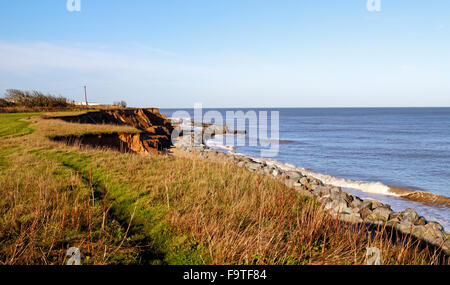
[50,108,173,153]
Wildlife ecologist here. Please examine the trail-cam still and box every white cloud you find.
[0,42,205,75]
[0,41,449,107]
[0,41,218,106]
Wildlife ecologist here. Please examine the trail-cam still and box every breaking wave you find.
[239,155,450,208]
[205,135,235,153]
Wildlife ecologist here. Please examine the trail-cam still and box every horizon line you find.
[153,106,450,109]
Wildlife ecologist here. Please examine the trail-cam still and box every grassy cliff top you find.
[0,112,447,265]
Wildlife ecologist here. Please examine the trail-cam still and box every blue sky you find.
[0,0,449,108]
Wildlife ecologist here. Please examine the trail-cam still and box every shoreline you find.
[173,131,450,255]
[205,135,450,209]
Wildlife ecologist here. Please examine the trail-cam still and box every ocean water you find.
[160,108,450,230]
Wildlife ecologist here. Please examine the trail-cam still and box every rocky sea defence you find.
[174,131,450,255]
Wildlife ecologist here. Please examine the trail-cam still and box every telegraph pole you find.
[84,85,88,107]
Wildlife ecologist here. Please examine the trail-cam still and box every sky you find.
[0,0,449,108]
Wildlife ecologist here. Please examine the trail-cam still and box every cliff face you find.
[52,108,174,153]
[118,133,172,153]
[57,108,173,135]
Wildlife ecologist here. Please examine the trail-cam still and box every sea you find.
[160,107,450,230]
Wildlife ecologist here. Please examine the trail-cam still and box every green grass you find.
[0,112,38,167]
[0,147,20,168]
[0,149,144,265]
[29,148,205,264]
[0,113,39,138]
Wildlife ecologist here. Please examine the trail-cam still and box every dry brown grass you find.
[48,147,446,265]
[0,112,447,265]
[0,152,140,265]
[38,112,140,135]
[165,159,446,264]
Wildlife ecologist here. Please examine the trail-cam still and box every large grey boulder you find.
[367,199,384,210]
[394,220,448,254]
[396,223,415,235]
[356,200,373,212]
[286,171,303,181]
[415,217,427,226]
[339,212,363,224]
[318,196,333,205]
[310,184,321,191]
[263,167,271,175]
[310,179,323,187]
[356,201,374,220]
[443,240,450,255]
[386,219,400,228]
[359,208,373,221]
[400,208,419,225]
[242,157,253,163]
[237,161,245,168]
[425,222,444,233]
[412,222,446,245]
[366,206,393,222]
[327,187,344,201]
[299,177,310,188]
[344,193,363,208]
[246,162,263,171]
[330,187,341,195]
[312,186,331,198]
[325,199,353,215]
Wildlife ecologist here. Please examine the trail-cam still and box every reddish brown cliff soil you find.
[54,108,173,135]
[50,108,174,153]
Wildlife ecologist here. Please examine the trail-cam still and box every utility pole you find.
[84,85,88,107]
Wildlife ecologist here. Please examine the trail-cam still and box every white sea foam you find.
[206,139,235,153]
[299,169,397,197]
[245,154,399,197]
[205,135,235,153]
[170,117,205,133]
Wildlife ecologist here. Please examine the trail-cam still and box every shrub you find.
[0,99,13,107]
[3,89,72,108]
[113,101,127,108]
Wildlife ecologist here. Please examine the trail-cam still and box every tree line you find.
[0,89,72,108]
